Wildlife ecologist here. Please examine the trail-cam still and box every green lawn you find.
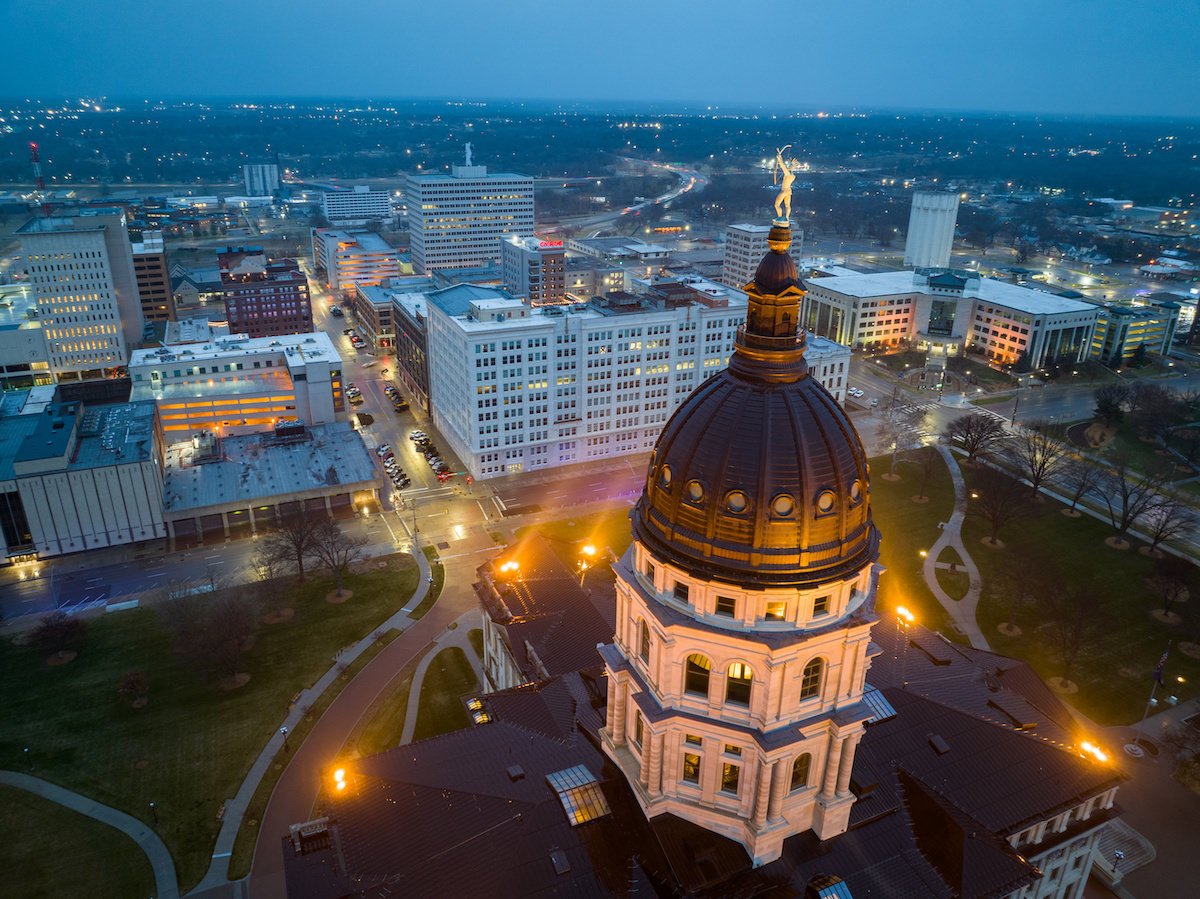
[0,556,417,892]
[958,463,1200,726]
[0,786,156,899]
[342,645,429,759]
[407,545,444,620]
[411,647,479,742]
[517,505,635,563]
[870,454,957,637]
[935,568,971,600]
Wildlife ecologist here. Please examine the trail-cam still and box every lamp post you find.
[280,726,290,752]
[897,605,915,688]
[1134,644,1173,748]
[578,543,597,587]
[149,801,158,825]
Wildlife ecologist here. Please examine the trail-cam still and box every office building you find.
[218,247,313,338]
[319,185,391,225]
[903,191,960,269]
[501,236,566,305]
[243,162,280,197]
[311,229,410,296]
[722,222,801,288]
[0,398,166,559]
[425,277,850,481]
[132,231,175,324]
[405,156,534,273]
[804,269,1099,369]
[128,331,345,437]
[351,277,435,355]
[18,211,143,381]
[1090,300,1181,365]
[0,284,52,390]
[285,221,1122,899]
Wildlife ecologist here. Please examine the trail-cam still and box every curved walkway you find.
[189,547,433,895]
[398,610,487,745]
[0,770,180,899]
[920,446,990,650]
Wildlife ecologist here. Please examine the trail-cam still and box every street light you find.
[896,606,915,688]
[280,726,290,752]
[149,801,158,824]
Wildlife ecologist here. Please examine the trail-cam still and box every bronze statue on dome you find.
[773,145,797,223]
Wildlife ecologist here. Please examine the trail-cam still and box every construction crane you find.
[30,142,51,216]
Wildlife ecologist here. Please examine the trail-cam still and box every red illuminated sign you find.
[538,240,564,248]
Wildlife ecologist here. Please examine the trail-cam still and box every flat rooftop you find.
[0,284,40,330]
[162,421,378,515]
[129,330,340,370]
[321,230,396,253]
[809,269,1097,316]
[4,400,157,477]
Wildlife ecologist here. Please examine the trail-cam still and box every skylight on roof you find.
[546,765,611,826]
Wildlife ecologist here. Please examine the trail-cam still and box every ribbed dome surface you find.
[633,367,877,588]
[632,221,878,588]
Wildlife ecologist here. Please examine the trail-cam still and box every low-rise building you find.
[804,269,1100,369]
[218,247,313,338]
[1090,300,1180,365]
[0,398,166,559]
[129,331,345,437]
[311,229,410,296]
[161,420,379,549]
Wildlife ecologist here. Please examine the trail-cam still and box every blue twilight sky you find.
[2,0,1198,117]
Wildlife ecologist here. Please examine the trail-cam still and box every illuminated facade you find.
[320,185,392,224]
[218,248,313,338]
[128,331,343,436]
[18,211,143,381]
[501,236,566,305]
[311,229,409,295]
[405,162,534,273]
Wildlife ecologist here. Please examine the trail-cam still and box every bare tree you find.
[1097,455,1169,538]
[1039,570,1105,687]
[1147,555,1195,619]
[264,511,325,581]
[1131,384,1180,440]
[1005,420,1070,495]
[968,467,1030,545]
[942,413,1008,463]
[1144,492,1198,554]
[909,445,943,500]
[202,593,260,678]
[1093,383,1130,428]
[876,405,924,477]
[311,519,369,598]
[248,541,292,611]
[1056,459,1102,512]
[31,611,87,657]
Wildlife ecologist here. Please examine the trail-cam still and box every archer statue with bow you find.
[773,145,797,223]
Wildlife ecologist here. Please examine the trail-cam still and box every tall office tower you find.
[405,149,535,273]
[602,223,875,864]
[218,247,313,338]
[722,223,801,288]
[320,186,391,224]
[132,231,175,323]
[501,236,566,305]
[903,191,960,269]
[243,162,280,197]
[18,211,143,380]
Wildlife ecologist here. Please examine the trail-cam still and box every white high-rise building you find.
[243,162,280,197]
[320,186,392,225]
[903,191,960,269]
[722,223,801,288]
[18,211,143,381]
[405,153,534,274]
[425,280,850,480]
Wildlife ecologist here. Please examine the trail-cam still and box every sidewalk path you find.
[189,547,432,895]
[920,446,990,650]
[0,769,180,899]
[398,610,486,745]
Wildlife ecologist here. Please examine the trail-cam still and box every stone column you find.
[836,733,861,796]
[821,736,844,799]
[248,506,257,537]
[647,732,664,797]
[605,677,619,736]
[639,735,652,789]
[767,755,790,820]
[611,680,627,745]
[753,760,774,829]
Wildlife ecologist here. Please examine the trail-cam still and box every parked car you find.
[409,430,426,441]
[375,443,392,456]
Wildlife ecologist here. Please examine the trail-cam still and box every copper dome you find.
[632,224,879,588]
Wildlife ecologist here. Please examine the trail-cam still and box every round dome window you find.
[850,480,862,503]
[772,494,795,517]
[816,490,836,514]
[686,480,705,503]
[658,465,673,489]
[726,490,748,513]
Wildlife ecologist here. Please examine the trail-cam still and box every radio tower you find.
[30,142,51,216]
